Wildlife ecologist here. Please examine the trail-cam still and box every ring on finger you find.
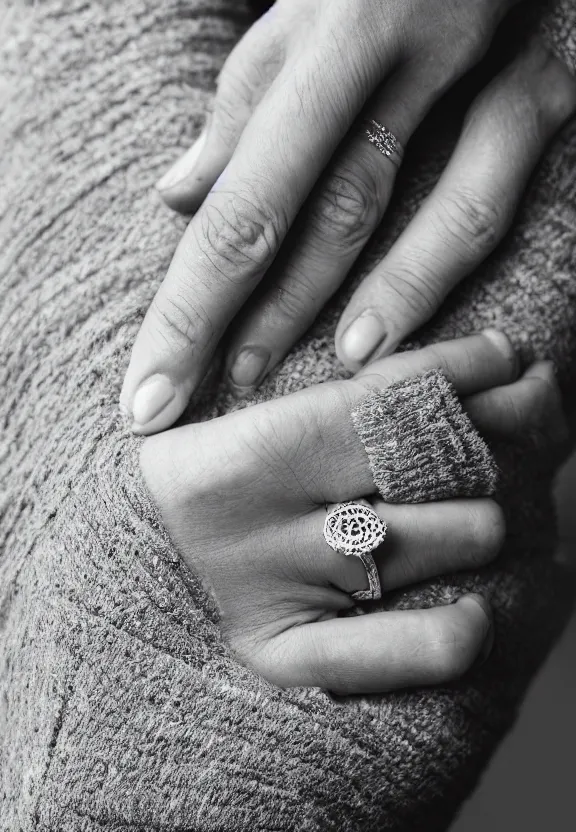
[363,119,404,167]
[324,502,387,602]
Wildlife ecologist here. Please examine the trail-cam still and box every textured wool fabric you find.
[352,371,500,504]
[1,1,576,831]
[540,0,576,73]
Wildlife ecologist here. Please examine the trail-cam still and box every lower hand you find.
[120,0,576,433]
[140,333,566,693]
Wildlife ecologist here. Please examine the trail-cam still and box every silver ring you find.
[323,502,386,602]
[363,119,404,167]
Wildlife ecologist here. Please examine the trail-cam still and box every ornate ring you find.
[363,119,404,167]
[323,502,386,602]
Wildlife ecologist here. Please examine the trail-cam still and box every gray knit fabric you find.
[2,1,576,830]
[352,371,500,503]
[540,0,576,73]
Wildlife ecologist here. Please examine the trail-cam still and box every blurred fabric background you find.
[454,452,576,831]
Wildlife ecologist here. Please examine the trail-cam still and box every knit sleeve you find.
[2,1,576,831]
[352,371,499,503]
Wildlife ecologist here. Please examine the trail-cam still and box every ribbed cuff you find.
[352,370,499,504]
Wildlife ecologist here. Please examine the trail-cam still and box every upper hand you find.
[140,332,567,693]
[121,0,576,433]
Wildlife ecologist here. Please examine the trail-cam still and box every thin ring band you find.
[363,119,404,167]
[323,502,386,602]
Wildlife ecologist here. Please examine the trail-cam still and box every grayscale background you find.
[454,452,576,832]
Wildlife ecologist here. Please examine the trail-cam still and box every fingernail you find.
[132,374,176,426]
[341,312,386,365]
[459,593,494,667]
[229,346,270,390]
[482,329,519,376]
[156,130,208,192]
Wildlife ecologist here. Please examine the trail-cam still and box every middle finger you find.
[225,63,446,394]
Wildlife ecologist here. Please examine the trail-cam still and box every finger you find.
[464,360,569,441]
[223,63,443,394]
[336,39,576,369]
[122,42,389,434]
[157,10,285,214]
[257,594,494,692]
[173,331,517,505]
[353,329,517,396]
[298,498,505,597]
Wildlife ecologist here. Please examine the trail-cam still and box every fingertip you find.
[121,375,189,435]
[227,345,271,396]
[156,130,209,195]
[457,592,493,626]
[481,329,519,377]
[523,359,557,384]
[458,594,495,666]
[450,593,494,671]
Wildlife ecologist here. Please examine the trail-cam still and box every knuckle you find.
[150,290,211,353]
[383,260,445,321]
[417,4,493,83]
[465,500,506,566]
[312,170,381,248]
[271,273,320,322]
[229,634,281,683]
[198,192,282,282]
[436,189,505,259]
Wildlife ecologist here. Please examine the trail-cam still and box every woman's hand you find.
[120,0,576,433]
[140,332,566,693]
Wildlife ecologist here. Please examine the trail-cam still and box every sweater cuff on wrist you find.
[351,370,499,504]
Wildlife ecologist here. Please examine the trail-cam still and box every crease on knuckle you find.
[271,269,321,322]
[435,188,505,259]
[383,259,445,321]
[150,290,211,353]
[312,170,380,247]
[200,193,281,282]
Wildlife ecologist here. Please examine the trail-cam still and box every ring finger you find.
[296,497,505,599]
[224,62,451,393]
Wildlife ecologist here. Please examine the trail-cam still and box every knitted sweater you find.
[1,1,576,830]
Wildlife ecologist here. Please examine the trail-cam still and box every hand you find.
[120,0,576,433]
[140,333,566,693]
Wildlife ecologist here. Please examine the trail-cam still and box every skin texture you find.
[119,0,576,433]
[140,333,567,693]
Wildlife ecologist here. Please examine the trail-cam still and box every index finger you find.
[121,45,384,434]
